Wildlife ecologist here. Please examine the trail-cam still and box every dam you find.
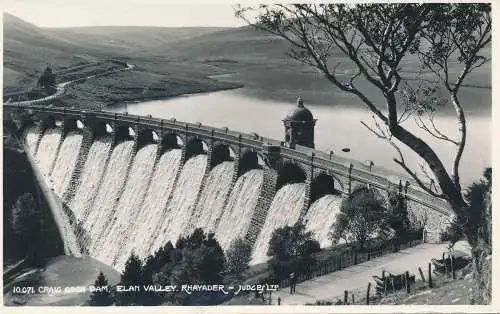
[4,100,453,271]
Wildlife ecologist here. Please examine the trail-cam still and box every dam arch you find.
[161,132,183,150]
[276,160,307,190]
[237,149,265,177]
[184,137,208,162]
[349,185,388,208]
[210,142,236,169]
[310,172,343,204]
[136,129,158,149]
[114,124,134,142]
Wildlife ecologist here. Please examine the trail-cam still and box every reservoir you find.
[108,88,491,186]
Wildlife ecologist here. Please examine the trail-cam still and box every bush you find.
[152,228,226,305]
[88,272,114,306]
[226,238,252,277]
[116,253,145,305]
[330,187,388,250]
[267,222,321,281]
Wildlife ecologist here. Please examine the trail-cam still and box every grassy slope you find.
[2,13,98,93]
[3,13,241,107]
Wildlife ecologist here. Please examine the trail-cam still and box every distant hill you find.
[3,12,97,92]
[47,26,230,55]
[154,26,293,61]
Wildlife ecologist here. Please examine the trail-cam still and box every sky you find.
[2,0,250,27]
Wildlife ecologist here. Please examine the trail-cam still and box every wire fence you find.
[279,238,423,288]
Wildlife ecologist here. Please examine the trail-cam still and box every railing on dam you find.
[4,103,452,216]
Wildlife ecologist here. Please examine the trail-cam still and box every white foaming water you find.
[191,161,235,234]
[215,169,264,250]
[24,127,40,156]
[83,141,134,256]
[36,128,62,180]
[95,144,158,269]
[50,132,83,198]
[151,154,207,250]
[70,137,113,221]
[250,183,306,265]
[123,149,182,263]
[304,194,343,249]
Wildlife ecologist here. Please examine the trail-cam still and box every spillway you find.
[250,183,306,265]
[83,140,134,256]
[69,137,113,221]
[215,169,264,250]
[36,128,62,180]
[190,161,235,235]
[304,194,343,248]
[95,144,158,269]
[151,154,207,251]
[122,149,182,264]
[50,131,83,198]
[24,126,40,156]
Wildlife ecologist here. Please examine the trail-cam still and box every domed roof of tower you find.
[286,96,314,121]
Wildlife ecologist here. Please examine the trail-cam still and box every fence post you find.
[444,254,449,277]
[351,293,355,305]
[428,263,433,288]
[451,252,456,280]
[405,271,410,294]
[344,290,348,305]
[366,282,371,305]
[418,267,426,282]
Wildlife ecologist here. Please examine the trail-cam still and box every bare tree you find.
[236,3,491,302]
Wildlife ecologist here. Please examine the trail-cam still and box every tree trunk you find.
[468,186,492,304]
[390,124,466,211]
[470,243,491,304]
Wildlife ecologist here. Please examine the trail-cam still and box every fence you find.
[279,238,423,288]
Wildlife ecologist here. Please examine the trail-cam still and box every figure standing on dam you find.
[283,97,317,149]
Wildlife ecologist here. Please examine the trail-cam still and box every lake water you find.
[108,89,491,186]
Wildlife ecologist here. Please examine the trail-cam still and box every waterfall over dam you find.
[191,161,235,234]
[216,169,264,250]
[250,183,306,265]
[131,149,182,262]
[98,144,158,268]
[14,105,451,273]
[152,154,208,251]
[304,194,343,249]
[84,140,135,257]
[51,132,83,197]
[36,128,62,180]
[24,126,40,155]
[70,137,113,221]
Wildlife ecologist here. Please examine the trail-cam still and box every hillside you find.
[152,23,491,112]
[3,13,98,93]
[2,13,240,105]
[47,26,229,56]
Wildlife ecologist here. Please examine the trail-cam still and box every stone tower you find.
[283,97,317,149]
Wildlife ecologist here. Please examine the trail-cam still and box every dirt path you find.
[274,243,449,305]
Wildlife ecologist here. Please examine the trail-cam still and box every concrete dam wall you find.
[6,104,453,271]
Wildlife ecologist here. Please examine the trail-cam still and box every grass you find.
[60,68,242,110]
